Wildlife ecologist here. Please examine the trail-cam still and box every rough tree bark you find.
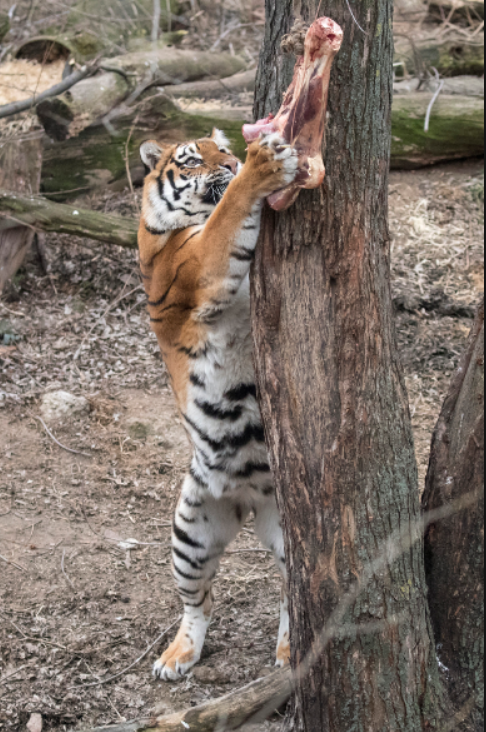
[423,300,484,732]
[0,133,43,294]
[252,2,444,731]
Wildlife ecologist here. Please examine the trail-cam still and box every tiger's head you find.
[140,129,242,235]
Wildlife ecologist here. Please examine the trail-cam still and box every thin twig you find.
[73,284,143,361]
[226,549,272,555]
[61,549,75,590]
[0,665,27,686]
[68,616,181,689]
[0,65,95,120]
[0,553,28,573]
[31,414,92,458]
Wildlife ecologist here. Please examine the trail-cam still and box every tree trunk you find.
[423,300,484,732]
[0,133,43,294]
[252,2,444,731]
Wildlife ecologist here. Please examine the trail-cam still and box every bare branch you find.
[0,65,95,120]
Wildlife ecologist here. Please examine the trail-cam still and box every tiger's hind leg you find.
[254,495,290,668]
[153,473,250,681]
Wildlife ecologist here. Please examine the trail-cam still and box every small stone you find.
[41,391,90,422]
[26,713,42,732]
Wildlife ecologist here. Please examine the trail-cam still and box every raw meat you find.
[243,17,343,211]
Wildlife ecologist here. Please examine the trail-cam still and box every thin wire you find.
[345,0,369,36]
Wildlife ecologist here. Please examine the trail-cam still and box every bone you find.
[243,17,343,211]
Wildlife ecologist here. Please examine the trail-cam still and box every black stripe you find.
[176,229,200,253]
[184,415,264,453]
[231,250,254,262]
[173,521,205,550]
[179,587,201,596]
[225,384,257,401]
[145,223,166,236]
[162,194,202,217]
[234,462,271,478]
[150,302,192,323]
[173,564,202,582]
[195,399,242,423]
[178,343,210,360]
[173,545,203,571]
[167,169,192,200]
[185,590,210,609]
[184,491,204,506]
[178,512,197,524]
[200,308,224,324]
[243,224,257,230]
[147,260,190,308]
[190,373,206,389]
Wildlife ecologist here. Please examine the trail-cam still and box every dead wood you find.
[393,291,477,318]
[0,190,138,249]
[391,92,483,168]
[0,65,94,120]
[86,668,292,732]
[0,133,43,294]
[36,50,247,141]
[164,69,256,101]
[394,35,484,77]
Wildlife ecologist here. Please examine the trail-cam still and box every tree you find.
[423,300,484,732]
[251,1,444,730]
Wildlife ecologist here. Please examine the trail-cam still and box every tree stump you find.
[0,132,43,294]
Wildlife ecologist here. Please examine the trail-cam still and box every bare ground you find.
[0,159,483,731]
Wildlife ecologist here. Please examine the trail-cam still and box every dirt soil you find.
[0,159,483,732]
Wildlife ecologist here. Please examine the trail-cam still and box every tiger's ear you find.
[140,140,164,171]
[211,128,231,151]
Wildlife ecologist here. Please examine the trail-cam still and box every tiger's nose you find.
[221,159,239,175]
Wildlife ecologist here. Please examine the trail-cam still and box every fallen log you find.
[391,92,484,168]
[395,35,484,77]
[164,69,256,101]
[84,668,292,732]
[428,0,484,21]
[394,74,484,96]
[0,12,9,42]
[0,64,94,120]
[40,93,251,200]
[36,49,247,141]
[0,190,138,249]
[0,134,43,294]
[37,89,483,199]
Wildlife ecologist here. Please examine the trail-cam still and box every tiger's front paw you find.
[153,633,199,682]
[246,133,299,197]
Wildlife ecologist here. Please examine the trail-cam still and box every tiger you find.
[138,127,298,681]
